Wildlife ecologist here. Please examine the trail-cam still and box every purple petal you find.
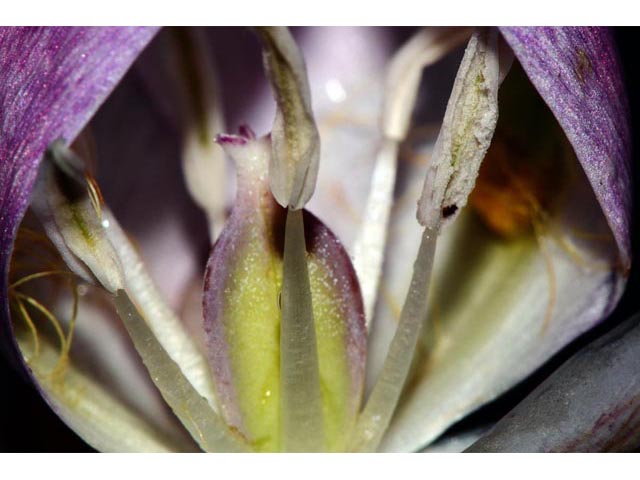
[498,27,631,270]
[0,27,157,372]
[467,314,640,452]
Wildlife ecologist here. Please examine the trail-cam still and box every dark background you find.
[0,27,638,452]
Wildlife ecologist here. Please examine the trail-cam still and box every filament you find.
[112,290,249,453]
[533,222,557,334]
[350,228,437,452]
[9,226,80,377]
[10,270,75,289]
[12,292,67,362]
[12,297,40,361]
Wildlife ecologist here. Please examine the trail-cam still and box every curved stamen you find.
[13,297,40,360]
[354,28,471,329]
[9,270,75,289]
[169,27,227,240]
[12,292,68,372]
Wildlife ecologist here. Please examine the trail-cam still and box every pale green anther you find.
[350,228,437,452]
[417,28,501,232]
[280,208,325,452]
[33,140,221,442]
[30,139,125,293]
[112,291,249,453]
[256,26,320,210]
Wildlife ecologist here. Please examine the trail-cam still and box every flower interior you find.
[7,27,623,453]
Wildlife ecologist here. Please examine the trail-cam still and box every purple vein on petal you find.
[498,27,631,270]
[0,26,158,368]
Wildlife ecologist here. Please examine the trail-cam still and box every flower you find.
[0,26,632,452]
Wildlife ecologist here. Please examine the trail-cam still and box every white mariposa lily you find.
[0,26,631,452]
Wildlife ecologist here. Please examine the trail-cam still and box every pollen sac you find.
[417,28,501,232]
[256,27,320,210]
[30,139,124,293]
[203,129,366,452]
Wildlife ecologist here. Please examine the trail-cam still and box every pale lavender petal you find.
[498,27,631,270]
[0,27,173,451]
[0,27,158,365]
[467,314,640,452]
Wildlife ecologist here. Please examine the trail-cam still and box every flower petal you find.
[467,314,640,452]
[498,27,631,270]
[0,27,165,451]
[1,26,157,353]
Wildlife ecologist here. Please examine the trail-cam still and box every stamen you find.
[10,222,81,374]
[9,270,75,289]
[63,280,79,362]
[13,292,68,370]
[86,174,103,220]
[534,223,558,333]
[382,27,472,141]
[354,28,470,329]
[417,28,503,231]
[13,298,40,360]
[33,139,222,445]
[280,208,325,452]
[31,139,125,293]
[554,231,612,271]
[112,291,249,453]
[353,139,398,329]
[256,27,320,210]
[102,210,220,412]
[350,228,437,452]
[347,33,505,446]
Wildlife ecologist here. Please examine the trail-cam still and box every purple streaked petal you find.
[467,314,640,452]
[1,27,158,365]
[0,27,170,451]
[498,27,631,270]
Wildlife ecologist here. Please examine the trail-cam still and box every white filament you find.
[353,27,471,328]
